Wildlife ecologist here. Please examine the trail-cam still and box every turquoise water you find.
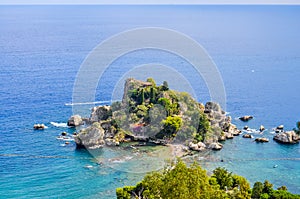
[0,5,299,198]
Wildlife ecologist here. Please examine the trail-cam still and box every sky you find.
[0,0,299,5]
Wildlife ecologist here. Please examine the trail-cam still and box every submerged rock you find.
[273,131,299,144]
[67,115,83,127]
[255,137,269,143]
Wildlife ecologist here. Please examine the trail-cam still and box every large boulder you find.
[208,142,223,150]
[273,131,299,144]
[90,105,112,122]
[74,122,105,149]
[188,142,206,151]
[67,115,83,127]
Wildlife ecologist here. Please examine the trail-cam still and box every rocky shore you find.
[66,78,300,154]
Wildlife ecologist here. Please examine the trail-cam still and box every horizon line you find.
[1,0,300,6]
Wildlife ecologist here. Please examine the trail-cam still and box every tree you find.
[116,160,227,199]
[162,80,169,91]
[146,77,157,87]
[139,88,145,104]
[231,174,251,199]
[150,87,156,103]
[252,182,264,199]
[196,113,210,141]
[212,167,233,190]
[162,115,183,136]
[294,121,300,135]
[262,180,273,195]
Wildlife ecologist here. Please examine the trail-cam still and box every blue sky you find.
[0,0,299,5]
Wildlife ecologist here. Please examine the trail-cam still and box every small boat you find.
[273,165,278,168]
[33,124,45,130]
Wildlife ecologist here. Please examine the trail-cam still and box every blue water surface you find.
[0,5,299,198]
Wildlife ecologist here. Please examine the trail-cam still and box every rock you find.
[205,102,221,112]
[33,124,45,130]
[239,115,253,122]
[197,142,206,148]
[90,105,112,122]
[225,132,234,139]
[276,125,284,130]
[259,125,265,132]
[105,138,119,146]
[255,137,269,143]
[67,115,83,127]
[218,135,226,141]
[228,124,241,136]
[74,122,105,149]
[243,134,253,138]
[208,142,223,150]
[243,126,249,130]
[188,142,206,151]
[273,131,299,144]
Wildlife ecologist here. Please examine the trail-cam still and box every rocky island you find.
[68,78,242,154]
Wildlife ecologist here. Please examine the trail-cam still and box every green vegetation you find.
[112,78,211,143]
[293,121,300,135]
[116,160,300,199]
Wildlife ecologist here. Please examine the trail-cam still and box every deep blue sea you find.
[0,5,299,198]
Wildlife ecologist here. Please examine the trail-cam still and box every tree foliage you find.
[116,160,300,199]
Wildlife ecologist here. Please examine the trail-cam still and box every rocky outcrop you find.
[203,102,241,142]
[189,142,206,151]
[273,131,299,144]
[239,115,253,122]
[67,115,83,127]
[74,122,105,149]
[208,142,223,150]
[228,124,241,136]
[255,137,269,143]
[90,105,112,122]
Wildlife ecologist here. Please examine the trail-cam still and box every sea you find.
[0,5,299,198]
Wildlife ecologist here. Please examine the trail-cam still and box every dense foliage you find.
[112,78,211,143]
[116,160,300,199]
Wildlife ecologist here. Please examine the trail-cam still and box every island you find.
[69,78,242,154]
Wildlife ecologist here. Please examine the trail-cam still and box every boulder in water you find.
[259,125,265,132]
[67,115,83,127]
[243,134,253,138]
[273,131,299,144]
[255,137,269,143]
[239,115,253,122]
[74,122,105,149]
